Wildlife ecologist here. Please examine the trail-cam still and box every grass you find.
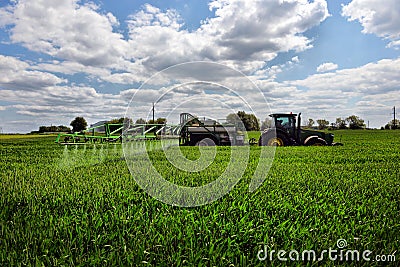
[0,134,56,140]
[0,130,399,266]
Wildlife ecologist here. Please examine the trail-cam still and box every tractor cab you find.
[270,113,298,138]
[260,112,301,146]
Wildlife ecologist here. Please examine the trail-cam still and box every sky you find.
[0,0,399,132]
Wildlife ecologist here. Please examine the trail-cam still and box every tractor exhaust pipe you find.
[297,113,301,143]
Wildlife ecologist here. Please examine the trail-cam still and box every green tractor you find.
[259,113,343,146]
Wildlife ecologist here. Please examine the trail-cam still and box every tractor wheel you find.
[306,138,327,146]
[259,132,288,146]
[196,138,216,146]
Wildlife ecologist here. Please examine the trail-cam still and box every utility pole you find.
[392,106,397,129]
[152,102,155,123]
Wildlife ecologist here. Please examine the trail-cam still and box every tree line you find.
[33,116,168,133]
[230,112,398,131]
[228,112,369,131]
[32,125,71,134]
[33,112,398,134]
[306,115,366,130]
[306,116,398,130]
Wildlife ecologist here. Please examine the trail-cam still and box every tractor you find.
[259,113,342,146]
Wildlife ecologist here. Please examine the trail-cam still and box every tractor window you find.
[275,117,290,128]
[275,116,296,135]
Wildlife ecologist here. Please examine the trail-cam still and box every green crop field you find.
[1,130,399,266]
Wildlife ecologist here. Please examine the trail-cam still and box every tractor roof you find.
[269,113,297,118]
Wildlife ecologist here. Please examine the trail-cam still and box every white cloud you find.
[127,0,329,73]
[0,0,329,82]
[284,58,400,124]
[0,85,128,124]
[0,55,65,90]
[128,4,183,30]
[203,0,329,57]
[316,62,338,73]
[342,0,400,48]
[292,58,400,94]
[0,55,127,125]
[1,0,130,68]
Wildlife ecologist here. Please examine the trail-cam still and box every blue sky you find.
[0,0,399,132]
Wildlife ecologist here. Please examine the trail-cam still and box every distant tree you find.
[107,117,133,133]
[38,125,70,133]
[148,118,167,124]
[155,118,167,124]
[70,117,87,132]
[261,117,272,130]
[335,117,347,129]
[109,117,133,125]
[124,117,133,125]
[38,126,47,133]
[136,118,146,124]
[144,118,166,132]
[237,111,249,130]
[227,111,259,131]
[57,125,71,132]
[50,125,58,132]
[384,119,399,130]
[307,118,315,128]
[226,113,240,125]
[316,119,329,130]
[346,115,365,129]
[109,117,125,124]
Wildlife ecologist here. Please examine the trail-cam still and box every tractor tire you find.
[306,138,327,146]
[259,132,288,146]
[196,137,216,146]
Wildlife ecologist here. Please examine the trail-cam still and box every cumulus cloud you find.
[0,55,65,90]
[0,55,126,126]
[291,56,300,63]
[0,85,128,123]
[203,0,329,58]
[128,4,183,29]
[0,0,329,81]
[127,0,329,73]
[291,58,400,94]
[342,0,400,48]
[284,57,400,122]
[316,62,338,73]
[0,0,130,68]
